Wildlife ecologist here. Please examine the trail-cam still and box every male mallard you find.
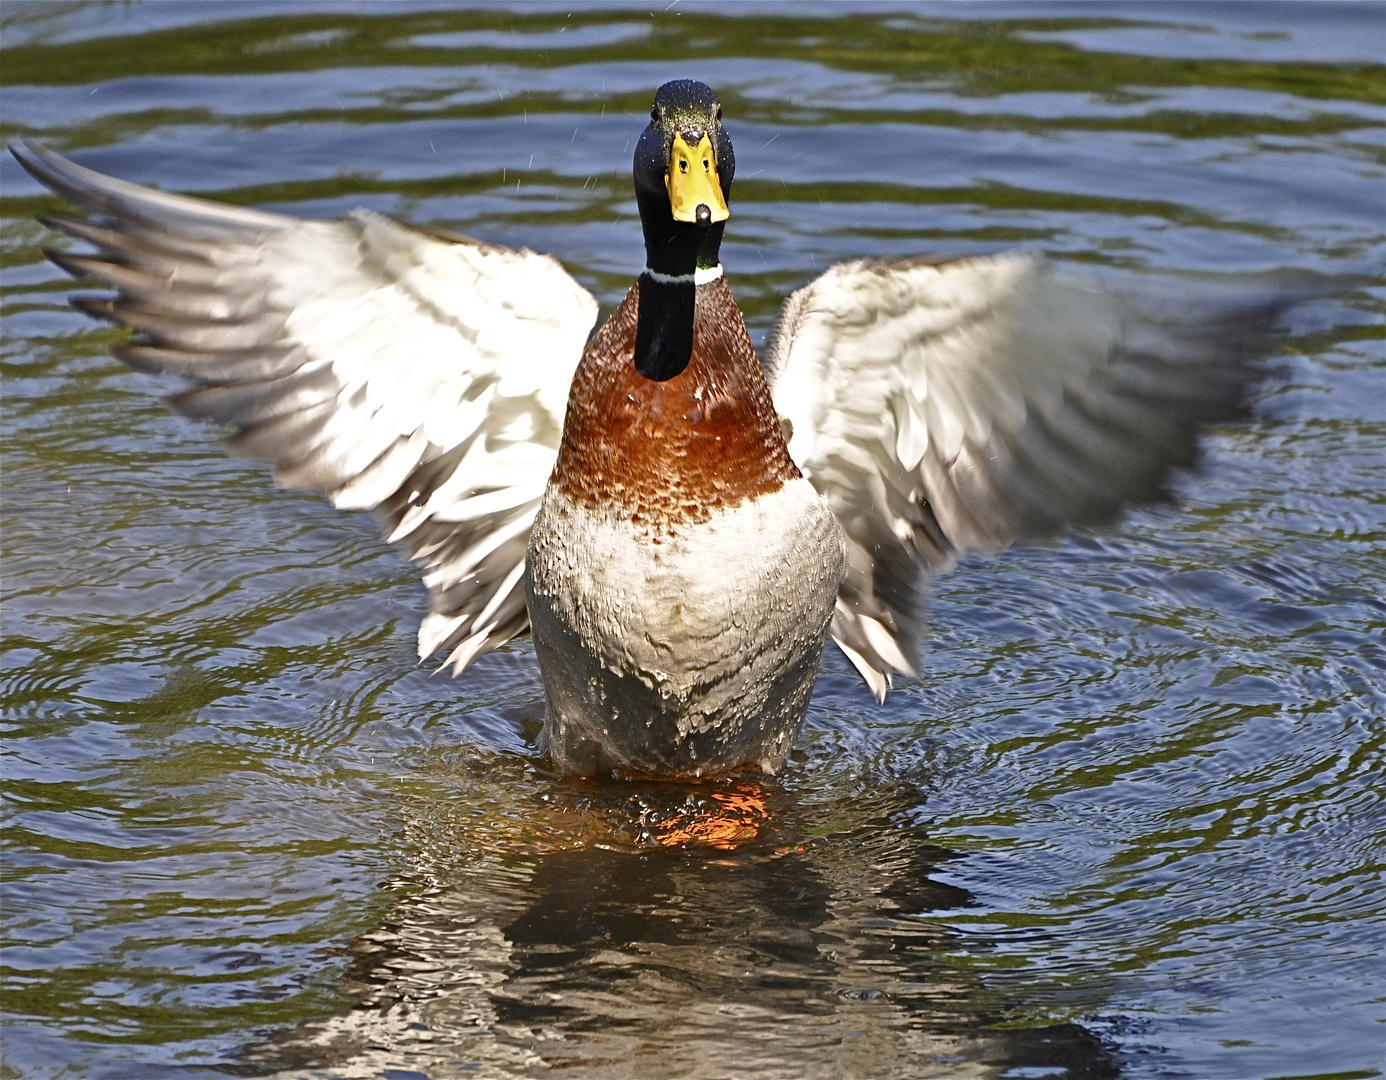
[14,79,1289,778]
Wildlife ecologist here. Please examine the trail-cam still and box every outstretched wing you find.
[14,141,599,674]
[765,252,1290,699]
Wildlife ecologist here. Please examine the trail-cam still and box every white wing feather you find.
[17,142,598,674]
[766,253,1288,699]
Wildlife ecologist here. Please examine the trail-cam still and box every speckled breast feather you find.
[551,277,800,528]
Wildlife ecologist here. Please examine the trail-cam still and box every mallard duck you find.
[14,79,1290,778]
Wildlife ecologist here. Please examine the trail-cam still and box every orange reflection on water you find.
[423,768,780,858]
[645,783,769,850]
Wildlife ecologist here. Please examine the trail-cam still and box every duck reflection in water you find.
[247,770,1118,1079]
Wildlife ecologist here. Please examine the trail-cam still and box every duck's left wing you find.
[14,142,599,674]
[765,253,1290,700]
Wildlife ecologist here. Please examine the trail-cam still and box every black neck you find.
[635,186,724,276]
[633,187,725,381]
[634,273,696,381]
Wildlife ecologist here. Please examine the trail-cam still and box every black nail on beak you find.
[695,204,711,226]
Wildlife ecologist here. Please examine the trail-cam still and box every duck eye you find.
[650,107,659,122]
[715,104,723,122]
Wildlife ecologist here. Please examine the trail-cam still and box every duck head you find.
[632,80,736,379]
[634,79,734,274]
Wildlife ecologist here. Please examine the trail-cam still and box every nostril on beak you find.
[695,204,711,225]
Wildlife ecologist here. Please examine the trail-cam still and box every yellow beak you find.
[666,132,729,224]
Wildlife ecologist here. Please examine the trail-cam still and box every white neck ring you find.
[642,264,724,286]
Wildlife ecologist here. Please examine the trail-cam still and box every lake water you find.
[2,3,1384,1078]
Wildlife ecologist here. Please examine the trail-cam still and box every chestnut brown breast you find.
[552,276,800,526]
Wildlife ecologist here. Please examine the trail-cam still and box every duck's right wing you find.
[14,142,599,674]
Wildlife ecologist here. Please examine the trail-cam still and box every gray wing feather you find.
[15,141,599,674]
[766,252,1296,699]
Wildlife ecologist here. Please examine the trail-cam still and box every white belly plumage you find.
[525,478,847,777]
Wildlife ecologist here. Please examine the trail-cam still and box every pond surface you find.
[2,3,1384,1078]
